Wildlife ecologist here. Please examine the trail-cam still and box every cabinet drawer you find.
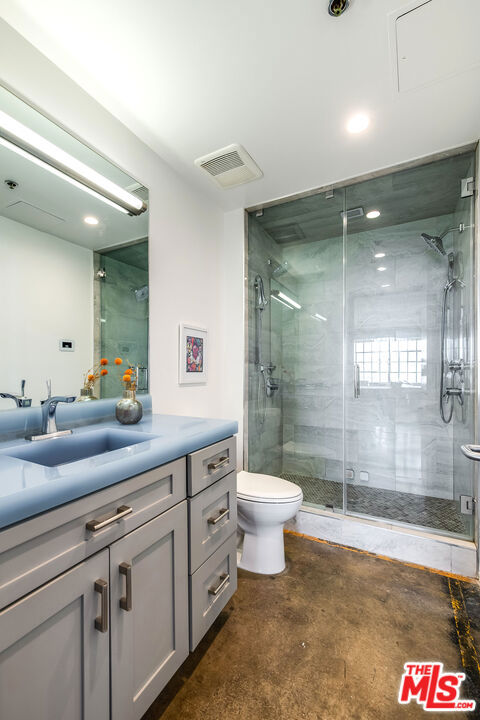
[188,471,237,573]
[187,436,236,496]
[0,458,186,610]
[189,532,237,651]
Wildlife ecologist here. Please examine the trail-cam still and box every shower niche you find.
[246,149,476,540]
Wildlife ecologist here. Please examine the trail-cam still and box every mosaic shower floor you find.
[280,472,469,536]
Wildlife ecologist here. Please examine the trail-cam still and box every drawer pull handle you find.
[207,507,230,525]
[119,562,132,612]
[208,573,230,596]
[94,579,109,633]
[207,456,229,472]
[86,505,133,532]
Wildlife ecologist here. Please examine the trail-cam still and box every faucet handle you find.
[46,379,52,399]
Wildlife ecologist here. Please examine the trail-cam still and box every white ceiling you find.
[1,0,479,212]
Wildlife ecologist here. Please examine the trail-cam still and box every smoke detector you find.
[195,144,263,189]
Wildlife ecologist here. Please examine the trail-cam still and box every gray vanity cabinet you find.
[187,436,238,651]
[110,501,188,720]
[0,435,237,720]
[0,549,110,720]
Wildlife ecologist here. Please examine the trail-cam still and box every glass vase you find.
[115,390,143,425]
[77,387,98,401]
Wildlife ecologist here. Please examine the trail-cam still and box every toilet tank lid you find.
[237,471,302,501]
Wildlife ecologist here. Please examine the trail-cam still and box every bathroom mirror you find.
[0,84,149,410]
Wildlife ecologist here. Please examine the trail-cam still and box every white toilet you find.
[237,471,303,575]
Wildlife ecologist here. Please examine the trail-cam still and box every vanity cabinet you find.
[187,436,238,650]
[0,549,110,720]
[0,435,237,720]
[110,501,188,720]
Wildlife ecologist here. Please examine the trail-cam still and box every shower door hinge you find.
[460,495,475,515]
[460,177,475,198]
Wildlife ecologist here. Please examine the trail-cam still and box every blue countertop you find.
[0,413,237,530]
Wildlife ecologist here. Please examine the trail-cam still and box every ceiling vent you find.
[340,207,364,220]
[195,144,263,189]
[265,223,306,244]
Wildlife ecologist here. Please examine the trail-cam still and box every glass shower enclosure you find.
[94,239,149,398]
[246,150,476,540]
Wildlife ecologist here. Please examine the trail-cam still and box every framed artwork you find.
[178,323,208,385]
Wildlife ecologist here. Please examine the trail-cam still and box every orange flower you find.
[115,357,123,365]
[88,373,95,381]
[125,368,133,375]
[100,358,108,366]
[122,374,131,382]
[100,369,108,376]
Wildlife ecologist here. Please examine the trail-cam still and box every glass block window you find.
[354,337,426,387]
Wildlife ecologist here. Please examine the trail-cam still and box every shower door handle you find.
[460,444,480,461]
[354,364,360,399]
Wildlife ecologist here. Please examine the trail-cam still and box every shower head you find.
[421,233,447,257]
[254,275,268,310]
[267,258,288,277]
[132,285,149,302]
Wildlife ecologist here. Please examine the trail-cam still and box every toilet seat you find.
[237,471,303,504]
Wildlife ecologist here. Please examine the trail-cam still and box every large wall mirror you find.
[0,85,149,411]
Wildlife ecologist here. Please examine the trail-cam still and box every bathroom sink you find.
[1,428,158,467]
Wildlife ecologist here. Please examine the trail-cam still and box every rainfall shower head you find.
[267,258,288,277]
[421,233,447,257]
[132,285,149,302]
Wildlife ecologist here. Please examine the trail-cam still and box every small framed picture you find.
[178,323,208,385]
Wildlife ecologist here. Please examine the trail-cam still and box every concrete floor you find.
[143,532,480,720]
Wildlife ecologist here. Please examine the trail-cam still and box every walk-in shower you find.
[246,150,476,540]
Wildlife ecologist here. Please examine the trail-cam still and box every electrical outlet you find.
[359,471,369,483]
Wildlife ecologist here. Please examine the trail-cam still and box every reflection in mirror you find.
[0,85,149,410]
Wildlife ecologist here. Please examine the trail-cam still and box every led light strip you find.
[0,110,147,216]
[271,293,293,309]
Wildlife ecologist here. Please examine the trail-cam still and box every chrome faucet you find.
[0,380,32,408]
[26,380,75,441]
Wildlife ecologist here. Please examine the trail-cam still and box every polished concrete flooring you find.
[143,533,480,720]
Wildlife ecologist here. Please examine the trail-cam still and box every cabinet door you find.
[110,501,189,720]
[0,550,109,720]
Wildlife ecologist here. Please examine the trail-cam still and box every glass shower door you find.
[246,188,346,512]
[343,157,475,539]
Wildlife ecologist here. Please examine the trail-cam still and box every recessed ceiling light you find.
[346,113,370,134]
[374,252,385,258]
[377,266,387,272]
[313,313,327,322]
[381,284,390,288]
[84,216,99,225]
[366,210,380,219]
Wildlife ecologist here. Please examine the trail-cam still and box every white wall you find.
[220,209,246,467]
[0,19,234,424]
[0,215,93,409]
